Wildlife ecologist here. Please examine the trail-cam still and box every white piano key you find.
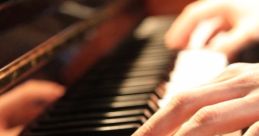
[159,50,228,107]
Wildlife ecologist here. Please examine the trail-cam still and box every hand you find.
[165,0,259,60]
[133,63,259,136]
[0,80,64,136]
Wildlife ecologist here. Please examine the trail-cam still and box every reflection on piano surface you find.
[0,0,178,135]
[0,0,145,91]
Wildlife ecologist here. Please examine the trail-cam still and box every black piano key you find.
[84,68,167,81]
[75,76,162,91]
[84,63,170,79]
[106,57,170,69]
[25,123,141,136]
[60,97,158,112]
[55,93,159,106]
[95,53,171,69]
[38,109,152,124]
[84,54,171,73]
[66,84,164,99]
[69,81,161,99]
[139,48,171,56]
[99,76,160,87]
[32,116,147,131]
[86,54,171,73]
[53,94,158,114]
[107,49,171,62]
[49,99,158,115]
[72,79,165,97]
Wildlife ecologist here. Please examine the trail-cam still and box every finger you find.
[0,126,23,136]
[243,121,259,136]
[132,75,253,136]
[204,18,231,46]
[187,16,230,49]
[165,0,228,50]
[174,94,259,136]
[0,80,65,129]
[209,63,251,83]
[207,20,258,60]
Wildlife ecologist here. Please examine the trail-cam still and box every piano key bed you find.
[20,16,175,136]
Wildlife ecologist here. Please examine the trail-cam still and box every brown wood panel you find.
[144,0,195,15]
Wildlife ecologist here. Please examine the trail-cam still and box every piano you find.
[0,0,182,135]
[1,0,259,136]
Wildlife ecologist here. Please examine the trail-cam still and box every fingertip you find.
[6,79,66,108]
[164,30,185,50]
[44,82,65,99]
[29,80,65,97]
[132,122,155,136]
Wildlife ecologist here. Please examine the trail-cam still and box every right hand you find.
[133,63,259,136]
[165,0,259,60]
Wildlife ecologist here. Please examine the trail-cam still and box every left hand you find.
[133,63,259,136]
[0,80,64,136]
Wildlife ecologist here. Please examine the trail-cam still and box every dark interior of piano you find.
[1,0,259,136]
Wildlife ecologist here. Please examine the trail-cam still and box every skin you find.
[133,63,259,136]
[165,0,259,60]
[0,80,64,136]
[133,0,259,135]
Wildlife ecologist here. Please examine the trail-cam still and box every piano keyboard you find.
[20,16,175,136]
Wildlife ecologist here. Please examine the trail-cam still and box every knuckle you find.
[224,63,259,86]
[240,65,259,83]
[183,2,201,14]
[18,80,39,91]
[246,122,259,135]
[226,63,248,71]
[233,70,257,85]
[135,122,155,136]
[192,106,219,125]
[252,122,259,133]
[23,79,47,88]
[242,71,256,80]
[253,122,259,129]
[170,93,192,112]
[223,63,249,76]
[246,30,256,41]
[24,79,38,86]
